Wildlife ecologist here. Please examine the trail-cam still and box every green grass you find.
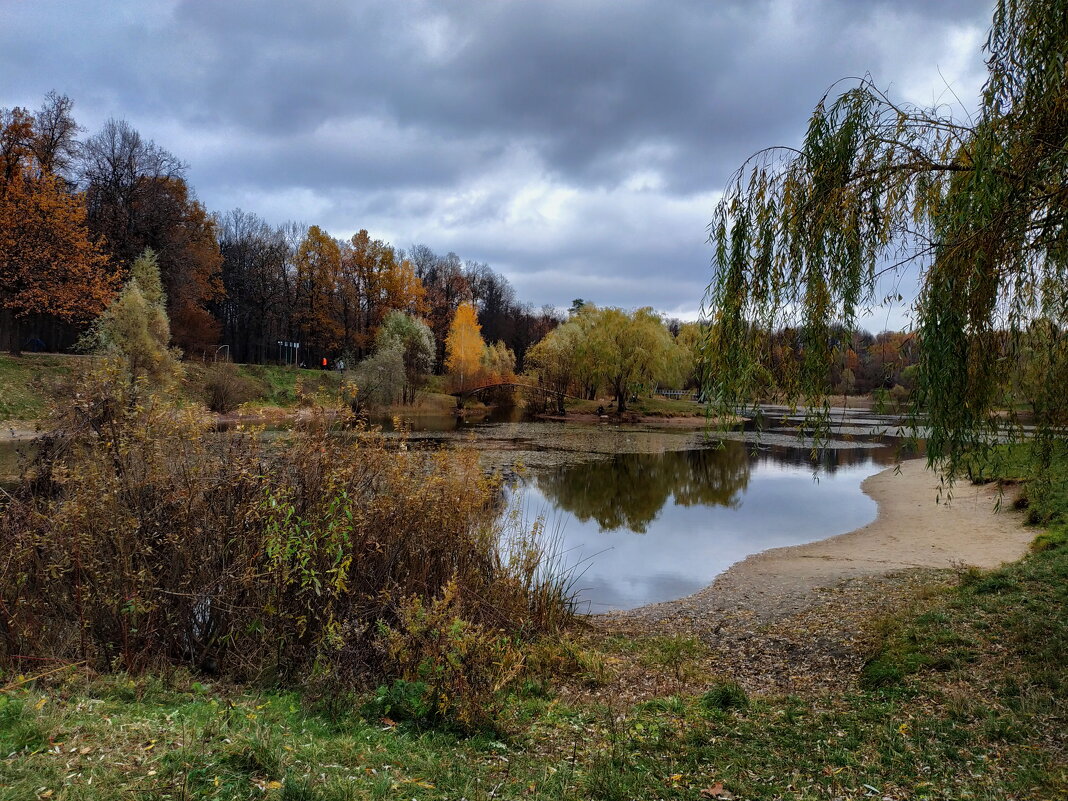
[0,354,80,421]
[230,363,318,408]
[3,592,1064,801]
[0,355,342,422]
[0,354,468,423]
[183,362,348,411]
[4,529,1065,801]
[0,674,513,800]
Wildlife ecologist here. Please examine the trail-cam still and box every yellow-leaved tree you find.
[445,302,485,391]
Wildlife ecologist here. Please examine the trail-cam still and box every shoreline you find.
[603,458,1034,628]
[534,412,745,426]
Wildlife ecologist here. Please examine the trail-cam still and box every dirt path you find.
[593,458,1035,694]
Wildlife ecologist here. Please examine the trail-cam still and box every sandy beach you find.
[595,458,1036,692]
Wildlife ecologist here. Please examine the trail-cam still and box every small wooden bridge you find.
[450,381,583,409]
[654,389,703,402]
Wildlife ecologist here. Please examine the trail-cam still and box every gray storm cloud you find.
[1,0,992,322]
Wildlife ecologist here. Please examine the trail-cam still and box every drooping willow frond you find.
[704,0,1068,475]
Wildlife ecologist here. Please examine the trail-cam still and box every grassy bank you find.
[0,354,461,424]
[0,353,81,422]
[562,394,709,419]
[1,547,1064,801]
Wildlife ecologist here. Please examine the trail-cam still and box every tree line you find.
[1,91,935,414]
[0,92,559,372]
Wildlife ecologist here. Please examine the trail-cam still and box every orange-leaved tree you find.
[340,230,428,357]
[292,225,343,363]
[377,257,428,326]
[0,106,118,353]
[445,302,485,391]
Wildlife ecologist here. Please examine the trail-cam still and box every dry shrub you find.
[294,373,340,407]
[200,362,265,413]
[375,580,525,731]
[0,360,573,719]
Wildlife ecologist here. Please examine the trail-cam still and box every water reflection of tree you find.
[755,444,879,473]
[752,440,921,473]
[534,443,751,533]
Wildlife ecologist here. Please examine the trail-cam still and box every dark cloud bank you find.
[2,0,992,321]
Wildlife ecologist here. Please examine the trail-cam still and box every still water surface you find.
[388,408,906,613]
[517,442,889,612]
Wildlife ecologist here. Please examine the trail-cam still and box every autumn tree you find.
[83,249,177,383]
[291,225,343,363]
[525,305,606,406]
[674,322,710,390]
[464,260,560,370]
[80,119,184,264]
[149,179,224,354]
[466,261,517,345]
[80,119,223,354]
[481,340,516,385]
[376,310,435,404]
[589,307,682,413]
[350,345,404,412]
[409,245,471,370]
[339,230,427,357]
[0,104,118,353]
[445,302,485,391]
[215,209,291,363]
[405,245,557,372]
[526,322,583,413]
[378,257,428,324]
[705,0,1068,472]
[31,91,80,178]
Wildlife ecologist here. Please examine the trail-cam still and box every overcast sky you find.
[2,0,993,325]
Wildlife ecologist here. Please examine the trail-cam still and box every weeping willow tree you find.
[704,0,1068,476]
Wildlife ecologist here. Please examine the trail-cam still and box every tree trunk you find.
[3,307,22,356]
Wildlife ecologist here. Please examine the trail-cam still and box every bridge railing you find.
[655,389,702,402]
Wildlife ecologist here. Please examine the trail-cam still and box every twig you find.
[0,660,86,693]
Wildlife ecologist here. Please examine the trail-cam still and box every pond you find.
[391,407,913,612]
[516,442,892,612]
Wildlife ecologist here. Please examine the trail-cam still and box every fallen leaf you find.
[701,782,734,799]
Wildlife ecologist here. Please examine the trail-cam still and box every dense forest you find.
[0,93,558,369]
